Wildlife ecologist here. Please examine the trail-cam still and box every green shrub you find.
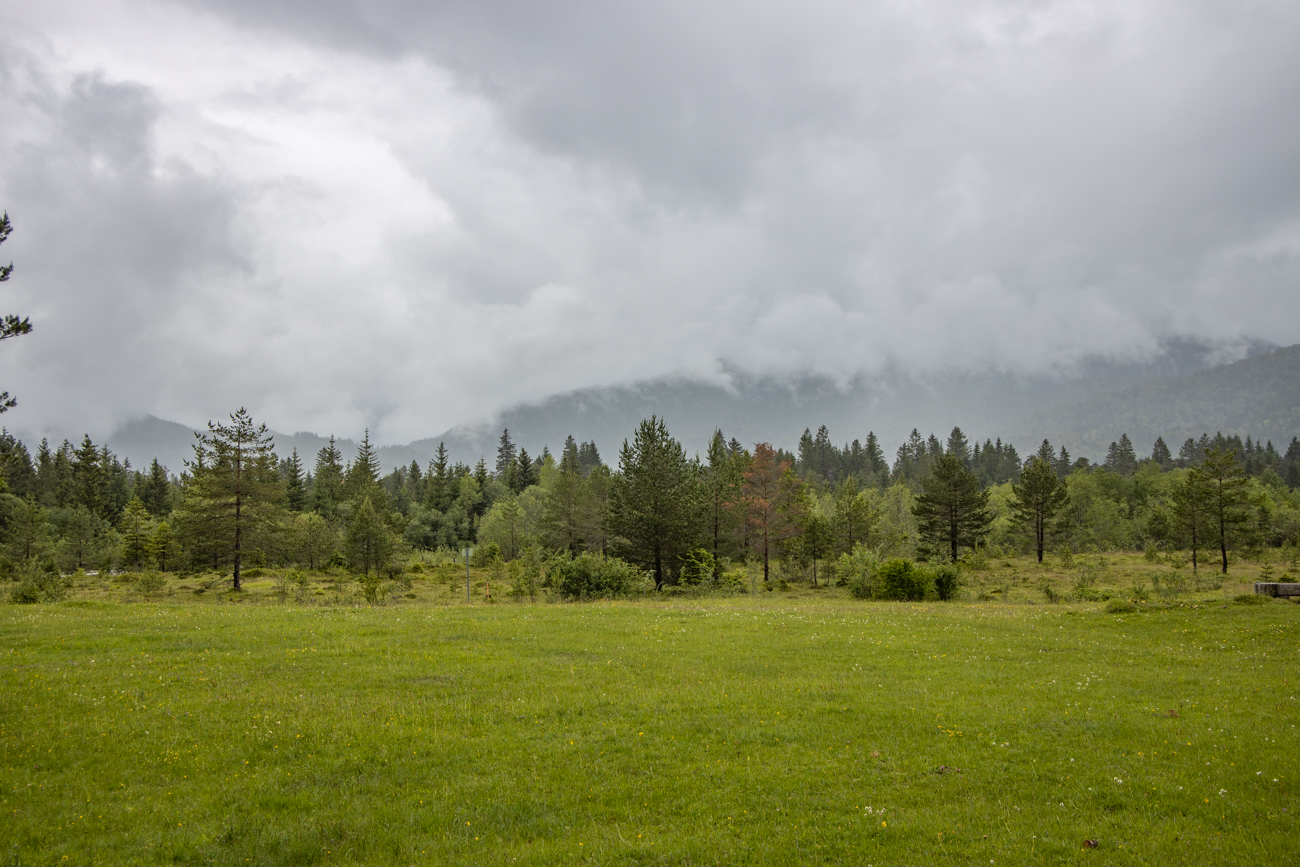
[878,558,928,601]
[1106,599,1137,613]
[472,542,502,568]
[359,572,388,605]
[553,553,645,600]
[678,548,716,586]
[839,546,881,599]
[136,573,167,594]
[241,567,266,579]
[10,570,67,604]
[932,564,960,601]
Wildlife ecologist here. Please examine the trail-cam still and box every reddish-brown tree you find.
[742,444,806,583]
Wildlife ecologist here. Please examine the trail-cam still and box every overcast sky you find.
[2,0,1298,444]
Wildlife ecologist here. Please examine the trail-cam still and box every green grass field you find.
[3,562,1298,865]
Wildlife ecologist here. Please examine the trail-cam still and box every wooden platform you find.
[1254,582,1300,597]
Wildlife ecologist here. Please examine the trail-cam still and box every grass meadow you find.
[2,556,1298,865]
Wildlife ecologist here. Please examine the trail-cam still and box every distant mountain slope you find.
[1013,344,1300,457]
[94,339,1291,474]
[106,417,363,478]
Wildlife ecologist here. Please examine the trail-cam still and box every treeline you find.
[1,412,1299,598]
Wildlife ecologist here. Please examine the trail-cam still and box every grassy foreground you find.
[2,594,1297,865]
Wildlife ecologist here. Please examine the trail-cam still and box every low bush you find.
[932,564,960,601]
[839,546,882,599]
[878,558,928,601]
[553,553,646,600]
[1106,599,1137,613]
[136,573,167,594]
[10,569,67,604]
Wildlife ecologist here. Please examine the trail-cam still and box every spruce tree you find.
[559,435,581,475]
[182,408,285,590]
[148,521,181,571]
[578,441,602,475]
[1010,457,1068,563]
[345,429,384,507]
[138,458,172,516]
[864,431,885,476]
[284,448,306,511]
[703,429,743,571]
[345,496,393,577]
[426,442,452,510]
[119,496,152,569]
[72,435,105,518]
[513,448,537,491]
[1151,437,1173,468]
[495,429,517,480]
[1104,434,1138,477]
[913,452,991,562]
[946,427,972,464]
[1055,446,1071,480]
[606,416,702,590]
[312,436,345,515]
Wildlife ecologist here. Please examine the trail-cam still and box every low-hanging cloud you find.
[2,0,1298,445]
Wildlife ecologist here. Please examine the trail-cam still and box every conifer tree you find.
[742,443,803,583]
[148,521,181,572]
[495,429,517,481]
[120,496,152,569]
[559,435,581,475]
[345,429,384,507]
[312,436,345,515]
[1172,467,1214,572]
[541,461,588,553]
[72,435,105,518]
[183,408,285,590]
[344,496,393,577]
[802,511,834,585]
[283,448,306,511]
[138,458,172,516]
[1010,457,1068,563]
[1200,448,1253,573]
[913,452,990,561]
[606,416,701,590]
[577,441,602,475]
[1151,437,1173,467]
[513,448,537,491]
[7,495,50,563]
[703,429,743,571]
[426,442,452,509]
[863,431,885,476]
[1055,445,1071,479]
[946,427,972,464]
[1104,434,1138,477]
[832,476,877,555]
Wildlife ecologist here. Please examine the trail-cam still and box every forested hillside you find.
[2,403,1298,602]
[1017,344,1300,457]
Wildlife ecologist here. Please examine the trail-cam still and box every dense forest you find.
[2,405,1298,603]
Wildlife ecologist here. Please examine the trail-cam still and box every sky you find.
[1,0,1298,445]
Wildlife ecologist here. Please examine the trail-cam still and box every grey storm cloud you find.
[1,0,1299,444]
